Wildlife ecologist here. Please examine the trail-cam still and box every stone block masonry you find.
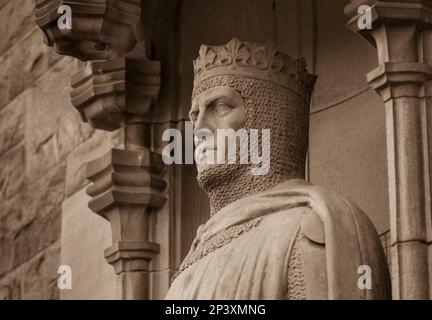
[0,0,109,299]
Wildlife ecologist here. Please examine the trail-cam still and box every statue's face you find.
[190,86,246,173]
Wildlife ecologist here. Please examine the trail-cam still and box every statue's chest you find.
[166,210,304,299]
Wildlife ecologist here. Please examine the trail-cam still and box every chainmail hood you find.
[192,38,316,215]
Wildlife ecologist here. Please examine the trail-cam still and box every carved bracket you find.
[86,147,166,299]
[86,148,166,214]
[34,0,143,60]
[70,58,161,131]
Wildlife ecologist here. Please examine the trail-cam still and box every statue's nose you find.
[194,135,202,147]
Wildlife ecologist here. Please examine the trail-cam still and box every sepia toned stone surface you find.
[13,204,61,269]
[61,189,116,300]
[0,0,112,300]
[166,38,391,300]
[65,130,114,197]
[0,234,14,277]
[24,58,79,183]
[0,28,64,111]
[0,0,9,9]
[0,271,21,300]
[0,100,25,157]
[21,243,60,300]
[0,0,35,56]
[0,147,25,200]
[0,242,60,300]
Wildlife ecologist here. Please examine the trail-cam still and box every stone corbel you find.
[345,0,432,299]
[34,0,144,60]
[33,0,168,299]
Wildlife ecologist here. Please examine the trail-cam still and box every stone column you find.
[73,57,167,300]
[34,0,168,299]
[345,0,432,299]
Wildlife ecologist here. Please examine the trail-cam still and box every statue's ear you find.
[300,211,325,245]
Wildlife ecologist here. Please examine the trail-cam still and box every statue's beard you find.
[197,163,246,193]
[195,134,290,215]
[195,141,255,215]
[195,139,305,216]
[196,162,250,216]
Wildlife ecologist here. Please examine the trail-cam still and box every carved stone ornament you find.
[193,38,317,100]
[71,58,161,131]
[34,0,143,60]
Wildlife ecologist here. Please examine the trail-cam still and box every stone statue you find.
[166,38,391,300]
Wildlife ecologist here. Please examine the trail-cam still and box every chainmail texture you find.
[286,229,307,299]
[193,74,310,215]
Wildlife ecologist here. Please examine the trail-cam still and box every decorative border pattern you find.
[171,217,263,282]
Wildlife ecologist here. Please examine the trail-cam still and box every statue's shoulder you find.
[305,183,379,234]
[276,181,390,299]
[299,207,326,245]
[276,180,379,245]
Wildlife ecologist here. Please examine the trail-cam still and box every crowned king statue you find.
[165,38,391,300]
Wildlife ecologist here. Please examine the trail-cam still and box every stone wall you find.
[0,0,111,299]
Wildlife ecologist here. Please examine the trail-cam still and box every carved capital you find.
[105,241,160,274]
[367,62,432,101]
[346,0,432,63]
[86,148,166,215]
[346,0,432,32]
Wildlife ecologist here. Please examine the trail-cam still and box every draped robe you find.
[166,179,391,300]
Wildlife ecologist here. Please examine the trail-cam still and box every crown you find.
[193,38,317,98]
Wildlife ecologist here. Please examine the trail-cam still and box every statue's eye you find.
[214,102,233,116]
